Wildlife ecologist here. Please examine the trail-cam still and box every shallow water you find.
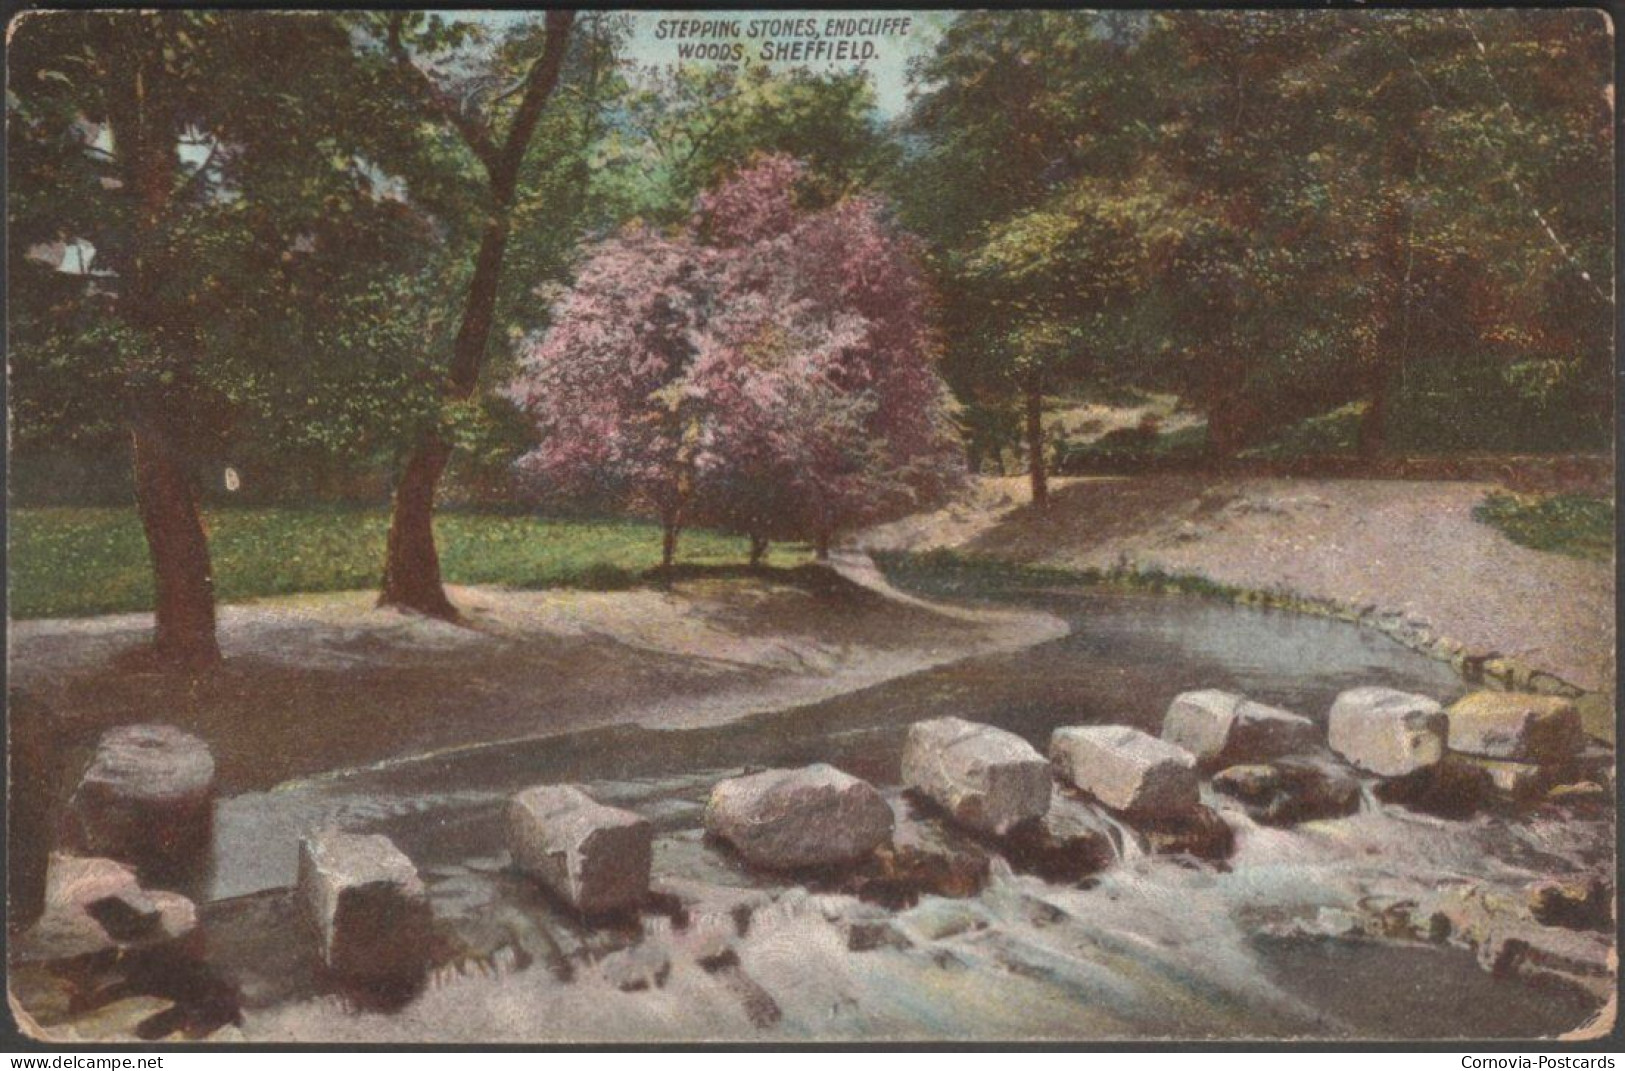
[194,583,1607,1041]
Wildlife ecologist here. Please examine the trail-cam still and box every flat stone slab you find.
[900,717,1051,834]
[1446,691,1585,763]
[706,764,893,870]
[1162,690,1318,768]
[1328,686,1447,778]
[508,784,652,915]
[71,725,215,873]
[1050,725,1199,816]
[298,830,431,983]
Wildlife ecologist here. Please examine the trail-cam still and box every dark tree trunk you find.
[131,412,220,668]
[379,12,574,618]
[661,520,681,569]
[379,437,458,618]
[814,531,832,561]
[748,534,769,567]
[1025,375,1048,509]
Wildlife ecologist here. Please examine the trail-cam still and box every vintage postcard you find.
[5,6,1617,1047]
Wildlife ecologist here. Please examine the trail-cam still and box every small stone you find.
[1439,753,1550,803]
[1327,687,1447,778]
[900,717,1051,835]
[844,917,912,953]
[298,830,432,984]
[1000,792,1117,881]
[1050,725,1199,816]
[899,897,989,942]
[599,944,671,992]
[1162,690,1318,768]
[70,725,215,876]
[690,930,740,972]
[1446,692,1585,763]
[508,784,652,914]
[705,764,893,870]
[853,799,990,904]
[1212,758,1361,825]
[12,854,197,965]
[1527,876,1612,932]
[1139,804,1234,861]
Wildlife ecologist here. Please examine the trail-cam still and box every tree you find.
[372,10,576,619]
[8,11,436,666]
[510,156,963,565]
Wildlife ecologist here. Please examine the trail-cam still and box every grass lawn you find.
[8,506,809,619]
[1472,492,1613,562]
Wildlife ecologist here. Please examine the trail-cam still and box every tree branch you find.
[490,10,577,198]
[386,12,501,176]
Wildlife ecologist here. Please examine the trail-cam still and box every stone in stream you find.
[1000,791,1118,882]
[705,764,893,871]
[11,853,199,965]
[1161,690,1318,769]
[1327,687,1448,778]
[900,717,1051,835]
[507,784,652,915]
[1049,725,1198,817]
[69,725,215,877]
[1526,876,1613,933]
[848,796,991,905]
[1438,753,1550,803]
[1138,804,1234,861]
[1211,757,1361,826]
[1445,691,1585,763]
[598,944,671,992]
[298,830,432,986]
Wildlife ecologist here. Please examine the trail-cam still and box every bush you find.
[1472,492,1613,561]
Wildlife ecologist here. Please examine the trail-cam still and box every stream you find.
[187,582,1613,1040]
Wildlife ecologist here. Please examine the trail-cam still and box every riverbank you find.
[8,567,1065,795]
[859,476,1616,713]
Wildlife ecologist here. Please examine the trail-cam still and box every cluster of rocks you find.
[1327,686,1607,812]
[21,692,1613,1026]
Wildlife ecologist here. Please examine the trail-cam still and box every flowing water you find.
[191,582,1610,1041]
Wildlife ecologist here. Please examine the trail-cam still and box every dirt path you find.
[861,475,1615,698]
[8,568,1063,794]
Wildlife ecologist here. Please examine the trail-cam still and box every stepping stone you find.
[1328,687,1447,778]
[1049,725,1198,817]
[508,784,652,915]
[71,725,215,876]
[299,830,432,985]
[1447,692,1585,763]
[901,717,1050,834]
[705,764,892,870]
[1163,690,1318,768]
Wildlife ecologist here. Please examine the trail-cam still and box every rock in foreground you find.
[1446,692,1585,763]
[1328,687,1447,778]
[1162,690,1318,768]
[1050,725,1198,816]
[70,725,215,875]
[706,764,892,870]
[901,717,1051,834]
[508,784,652,914]
[299,830,432,985]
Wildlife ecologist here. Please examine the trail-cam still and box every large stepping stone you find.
[1050,725,1198,817]
[70,725,215,876]
[508,784,652,915]
[1446,692,1585,763]
[298,830,432,986]
[901,717,1051,835]
[705,764,892,870]
[1328,686,1447,778]
[1162,690,1318,768]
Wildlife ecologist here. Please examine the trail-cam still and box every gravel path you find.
[862,475,1615,697]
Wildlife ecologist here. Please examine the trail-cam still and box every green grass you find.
[1472,492,1614,562]
[872,548,1244,602]
[8,506,807,619]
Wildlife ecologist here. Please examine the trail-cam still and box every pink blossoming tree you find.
[511,155,964,566]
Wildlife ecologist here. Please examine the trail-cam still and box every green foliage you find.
[8,507,807,618]
[1472,492,1613,561]
[871,548,1244,602]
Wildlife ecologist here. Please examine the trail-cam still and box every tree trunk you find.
[379,12,574,618]
[379,437,458,618]
[1025,375,1048,509]
[748,534,769,567]
[814,531,832,561]
[131,412,220,669]
[661,519,681,569]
